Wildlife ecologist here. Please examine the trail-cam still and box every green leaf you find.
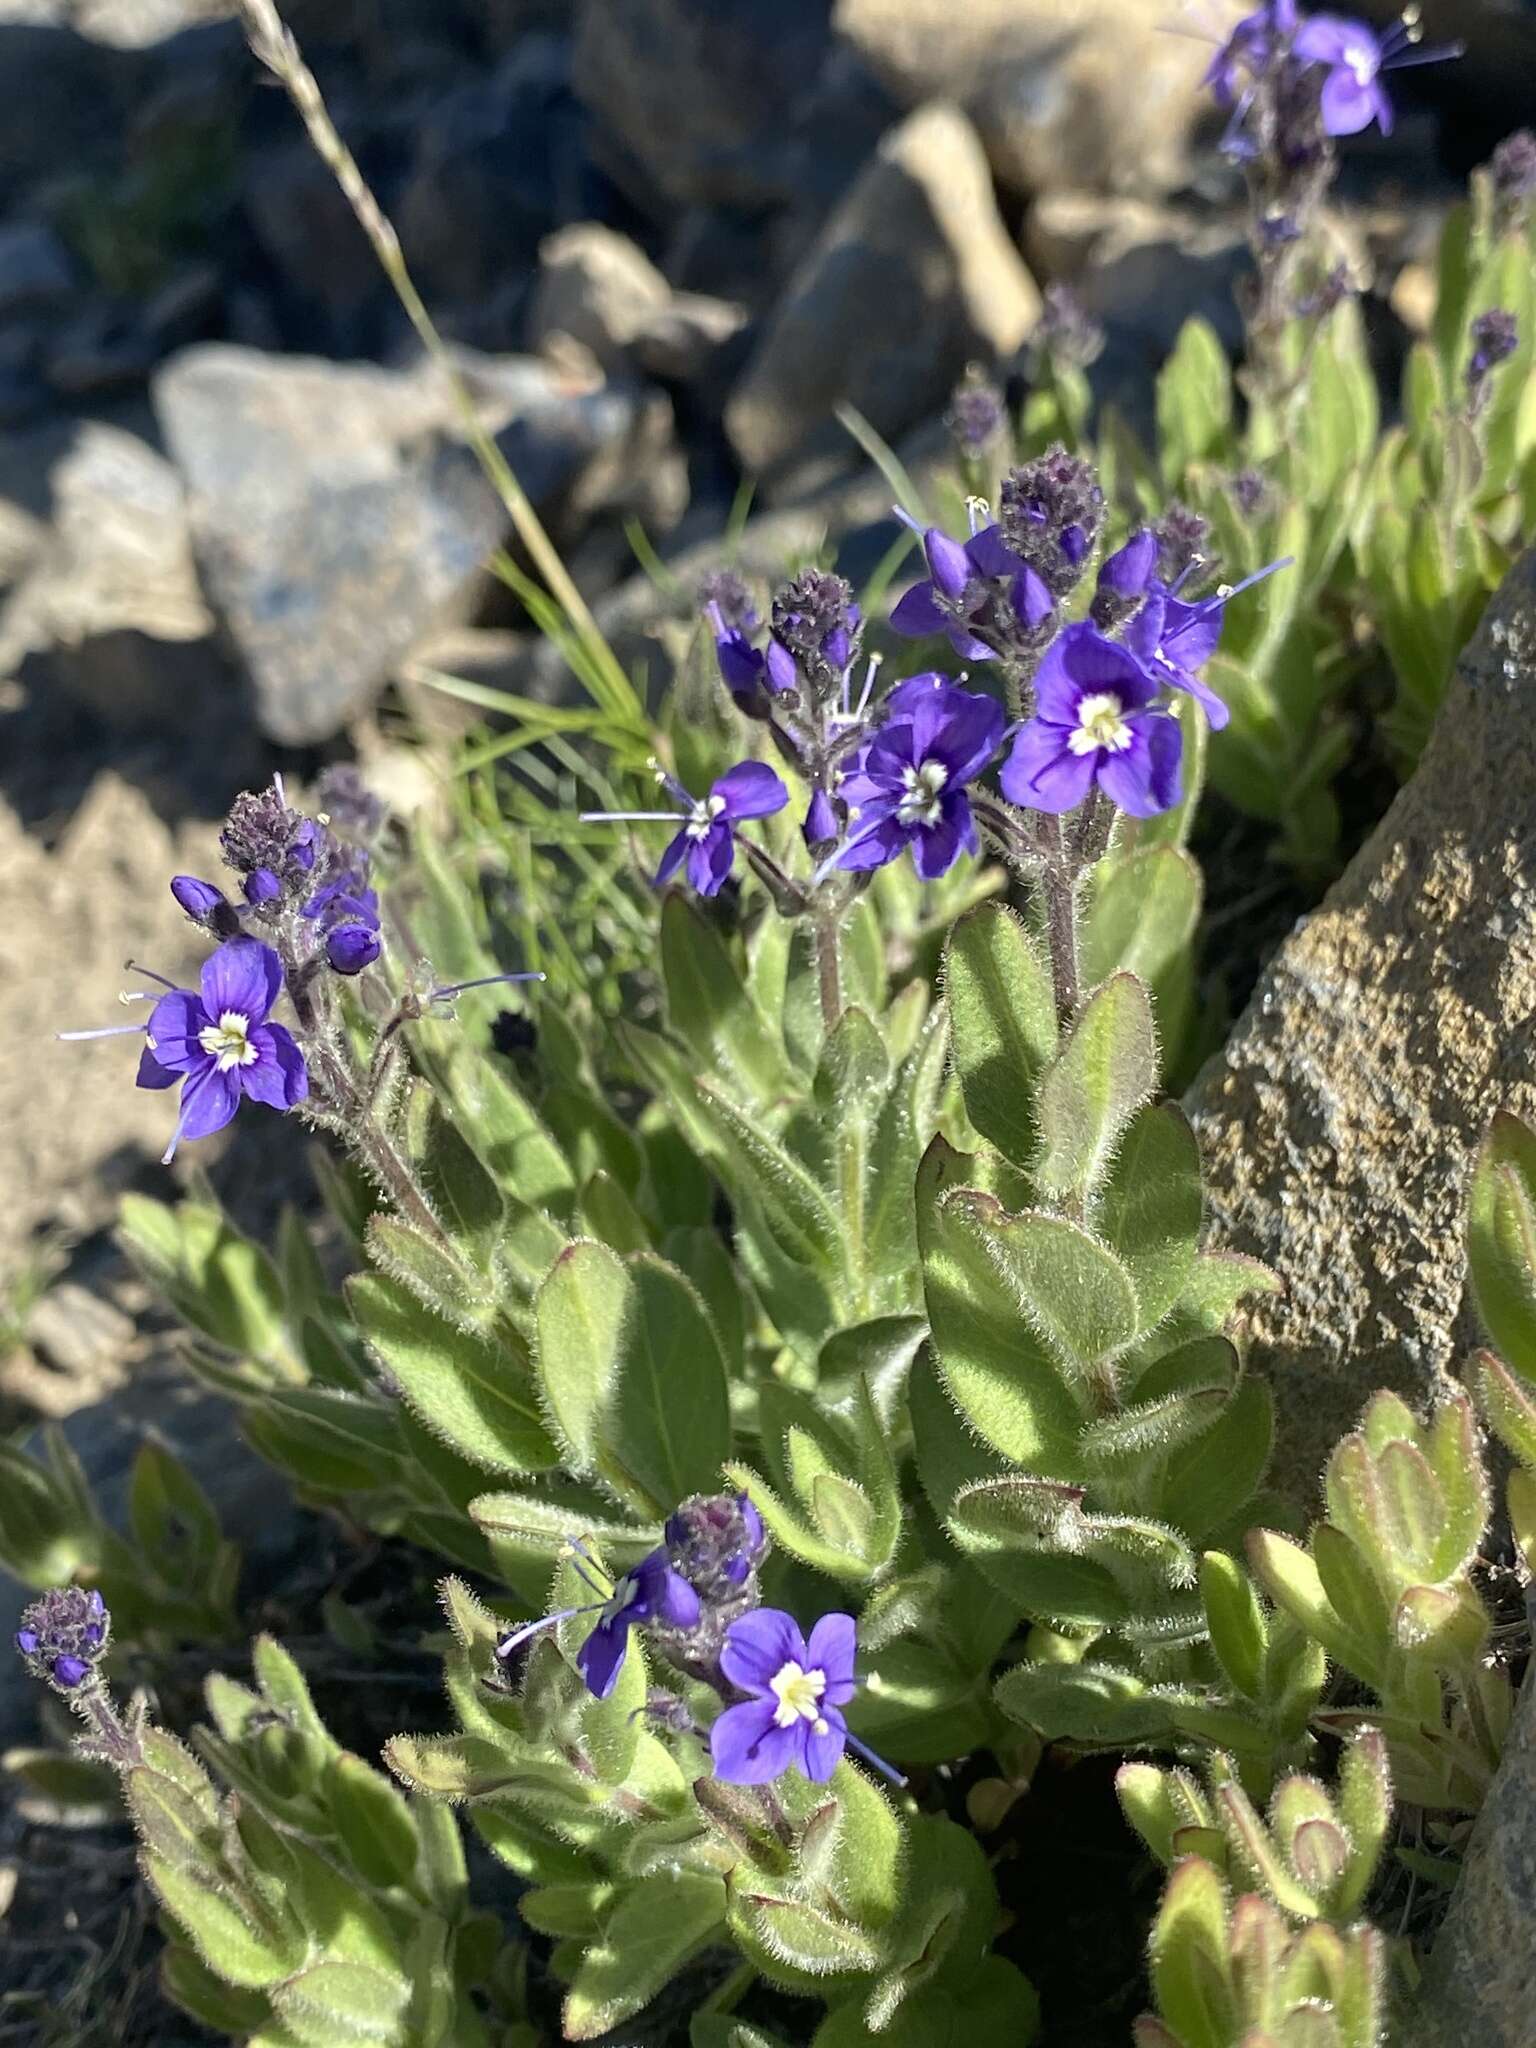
[1096,1103,1203,1332]
[1155,1373,1273,1544]
[994,1660,1172,1745]
[951,1196,1140,1384]
[949,1477,1127,1629]
[1332,1730,1392,1921]
[533,1240,630,1469]
[602,1254,732,1516]
[661,893,788,1105]
[918,1147,1083,1474]
[945,904,1058,1169]
[327,1753,420,1890]
[1082,849,1201,1031]
[695,1080,842,1268]
[145,1852,305,1989]
[562,1873,727,2040]
[271,1959,411,2043]
[1157,318,1234,482]
[1199,1552,1267,1700]
[1147,1855,1235,2048]
[1477,1347,1536,1468]
[1034,974,1158,1201]
[350,1273,557,1474]
[1247,1529,1356,1673]
[1466,1112,1536,1378]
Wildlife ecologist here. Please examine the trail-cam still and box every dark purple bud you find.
[803,788,838,850]
[1468,308,1519,391]
[947,370,1007,456]
[1230,468,1273,519]
[15,1585,111,1695]
[1154,502,1214,587]
[171,875,227,924]
[770,569,860,697]
[327,923,382,975]
[290,819,320,871]
[665,1490,770,1602]
[1035,285,1105,369]
[244,867,282,905]
[698,567,759,635]
[315,764,387,842]
[1010,566,1054,634]
[1490,130,1536,217]
[765,639,799,694]
[999,448,1105,598]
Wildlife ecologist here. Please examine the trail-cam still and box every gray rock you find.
[725,102,1040,487]
[0,221,76,318]
[24,1285,135,1385]
[1185,547,1536,1512]
[153,343,642,745]
[1405,1660,1536,2048]
[1025,194,1249,359]
[0,419,218,726]
[834,0,1210,197]
[571,0,869,213]
[527,222,671,376]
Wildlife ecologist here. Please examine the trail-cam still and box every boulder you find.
[0,221,76,319]
[571,0,885,215]
[834,0,1211,198]
[0,420,218,727]
[725,102,1040,486]
[152,342,643,745]
[1186,548,1536,1510]
[1406,1662,1536,2048]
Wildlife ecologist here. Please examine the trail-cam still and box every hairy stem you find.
[813,903,844,1032]
[1039,819,1082,1030]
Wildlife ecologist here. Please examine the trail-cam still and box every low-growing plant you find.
[12,4,1536,2044]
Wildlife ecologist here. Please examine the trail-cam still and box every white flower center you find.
[1068,692,1133,757]
[197,1009,259,1071]
[1347,45,1377,86]
[896,758,948,828]
[685,794,728,842]
[770,1659,829,1733]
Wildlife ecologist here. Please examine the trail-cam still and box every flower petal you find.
[241,1023,309,1110]
[924,528,972,600]
[688,823,737,895]
[965,524,1024,580]
[911,797,975,881]
[1159,595,1223,674]
[1318,67,1380,136]
[836,813,910,873]
[710,1700,798,1784]
[889,581,947,638]
[1097,717,1180,819]
[177,1063,243,1144]
[654,828,691,888]
[1098,530,1157,600]
[135,1043,179,1091]
[721,1607,805,1691]
[200,938,282,1027]
[1000,723,1097,813]
[765,639,799,693]
[1292,15,1373,68]
[712,761,789,821]
[800,1707,849,1782]
[575,1617,629,1701]
[805,1613,858,1697]
[144,990,207,1072]
[926,688,1006,785]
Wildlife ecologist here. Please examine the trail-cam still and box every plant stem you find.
[1039,819,1082,1030]
[813,902,844,1032]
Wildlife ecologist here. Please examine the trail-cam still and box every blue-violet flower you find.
[834,678,1005,879]
[1001,625,1182,818]
[709,1608,857,1785]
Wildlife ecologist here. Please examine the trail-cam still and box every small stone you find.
[1186,546,1536,1510]
[725,102,1040,485]
[24,1283,135,1386]
[0,221,76,319]
[527,222,670,375]
[633,291,749,385]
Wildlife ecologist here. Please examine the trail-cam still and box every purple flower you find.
[655,762,789,896]
[1034,284,1105,370]
[15,1586,109,1693]
[834,679,1005,880]
[576,1549,702,1700]
[495,1542,701,1702]
[890,518,1052,662]
[1001,625,1182,819]
[1468,308,1519,387]
[1204,0,1298,107]
[1090,529,1158,631]
[803,786,838,850]
[137,939,308,1160]
[709,1608,857,1785]
[1292,13,1462,138]
[947,371,1007,456]
[1490,130,1536,217]
[244,867,282,905]
[1124,589,1231,732]
[769,569,862,698]
[586,764,789,897]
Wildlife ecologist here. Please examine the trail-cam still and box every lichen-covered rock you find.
[1405,1667,1536,2047]
[725,102,1039,486]
[1186,547,1536,1510]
